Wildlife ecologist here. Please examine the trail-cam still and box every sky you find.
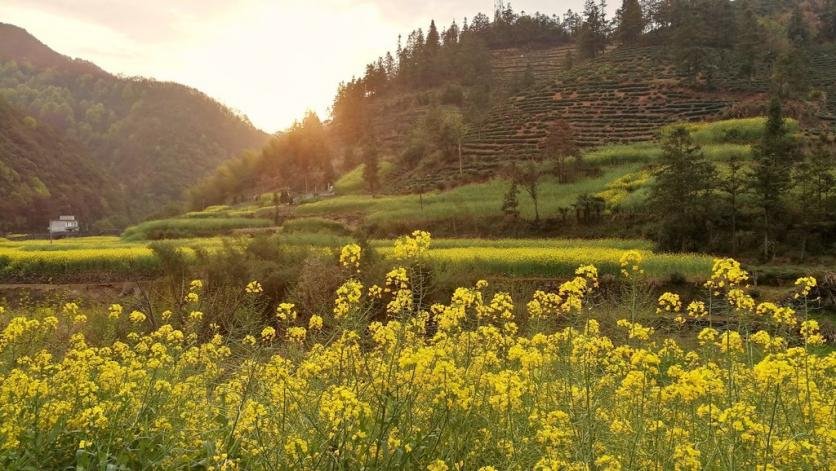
[1,1,608,133]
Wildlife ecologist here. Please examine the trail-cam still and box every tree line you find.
[649,97,835,260]
[188,112,333,209]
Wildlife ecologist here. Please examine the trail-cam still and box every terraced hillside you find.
[398,44,836,191]
[809,45,836,125]
[490,45,575,86]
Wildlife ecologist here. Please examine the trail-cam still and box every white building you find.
[48,215,79,234]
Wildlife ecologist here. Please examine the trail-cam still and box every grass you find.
[122,217,272,241]
[583,142,663,165]
[670,117,799,145]
[281,217,350,235]
[335,161,395,195]
[299,164,643,229]
[134,117,774,241]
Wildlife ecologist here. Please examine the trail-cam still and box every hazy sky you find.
[2,1,606,132]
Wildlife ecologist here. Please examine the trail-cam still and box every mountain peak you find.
[0,22,105,75]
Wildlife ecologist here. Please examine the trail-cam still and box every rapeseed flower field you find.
[0,232,831,469]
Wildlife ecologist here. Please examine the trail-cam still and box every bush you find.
[122,217,272,241]
[281,217,351,236]
[440,84,465,105]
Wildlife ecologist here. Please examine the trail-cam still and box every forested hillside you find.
[0,22,269,230]
[190,0,836,205]
[183,0,835,262]
[0,97,117,232]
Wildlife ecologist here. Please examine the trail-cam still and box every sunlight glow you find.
[1,0,593,132]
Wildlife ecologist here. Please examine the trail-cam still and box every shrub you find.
[122,217,272,241]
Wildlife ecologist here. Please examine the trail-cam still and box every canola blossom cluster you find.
[0,233,832,470]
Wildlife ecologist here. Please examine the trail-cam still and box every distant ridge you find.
[0,23,269,231]
[0,22,105,76]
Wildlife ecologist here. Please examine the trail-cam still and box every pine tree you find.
[719,152,745,255]
[426,20,441,50]
[734,3,762,81]
[617,0,644,44]
[442,21,460,46]
[362,141,380,196]
[748,97,798,259]
[578,0,609,58]
[792,135,835,259]
[649,126,716,251]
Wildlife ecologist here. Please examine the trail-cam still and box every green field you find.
[315,117,789,234]
[122,216,272,241]
[110,117,789,242]
[304,164,643,226]
[0,234,714,283]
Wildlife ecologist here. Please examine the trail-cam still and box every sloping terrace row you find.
[401,47,737,190]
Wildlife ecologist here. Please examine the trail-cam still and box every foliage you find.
[748,98,800,259]
[649,126,717,251]
[578,0,610,58]
[0,98,117,232]
[281,218,350,236]
[362,140,381,195]
[189,112,333,208]
[122,218,272,241]
[334,161,394,195]
[0,24,267,227]
[501,179,520,220]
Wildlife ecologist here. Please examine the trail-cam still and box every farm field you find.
[0,233,831,469]
[0,235,713,283]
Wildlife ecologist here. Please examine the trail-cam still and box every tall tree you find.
[748,97,798,259]
[718,152,746,255]
[426,20,441,50]
[362,140,380,196]
[649,126,716,251]
[734,2,763,81]
[542,120,579,183]
[578,0,609,58]
[616,0,644,44]
[518,160,543,222]
[501,168,521,220]
[792,135,836,259]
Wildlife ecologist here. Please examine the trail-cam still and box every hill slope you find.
[0,98,117,232]
[0,23,269,228]
[396,44,836,191]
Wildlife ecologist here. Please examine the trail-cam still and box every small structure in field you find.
[48,215,79,236]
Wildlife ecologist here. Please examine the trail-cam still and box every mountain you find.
[0,23,269,230]
[0,97,117,232]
